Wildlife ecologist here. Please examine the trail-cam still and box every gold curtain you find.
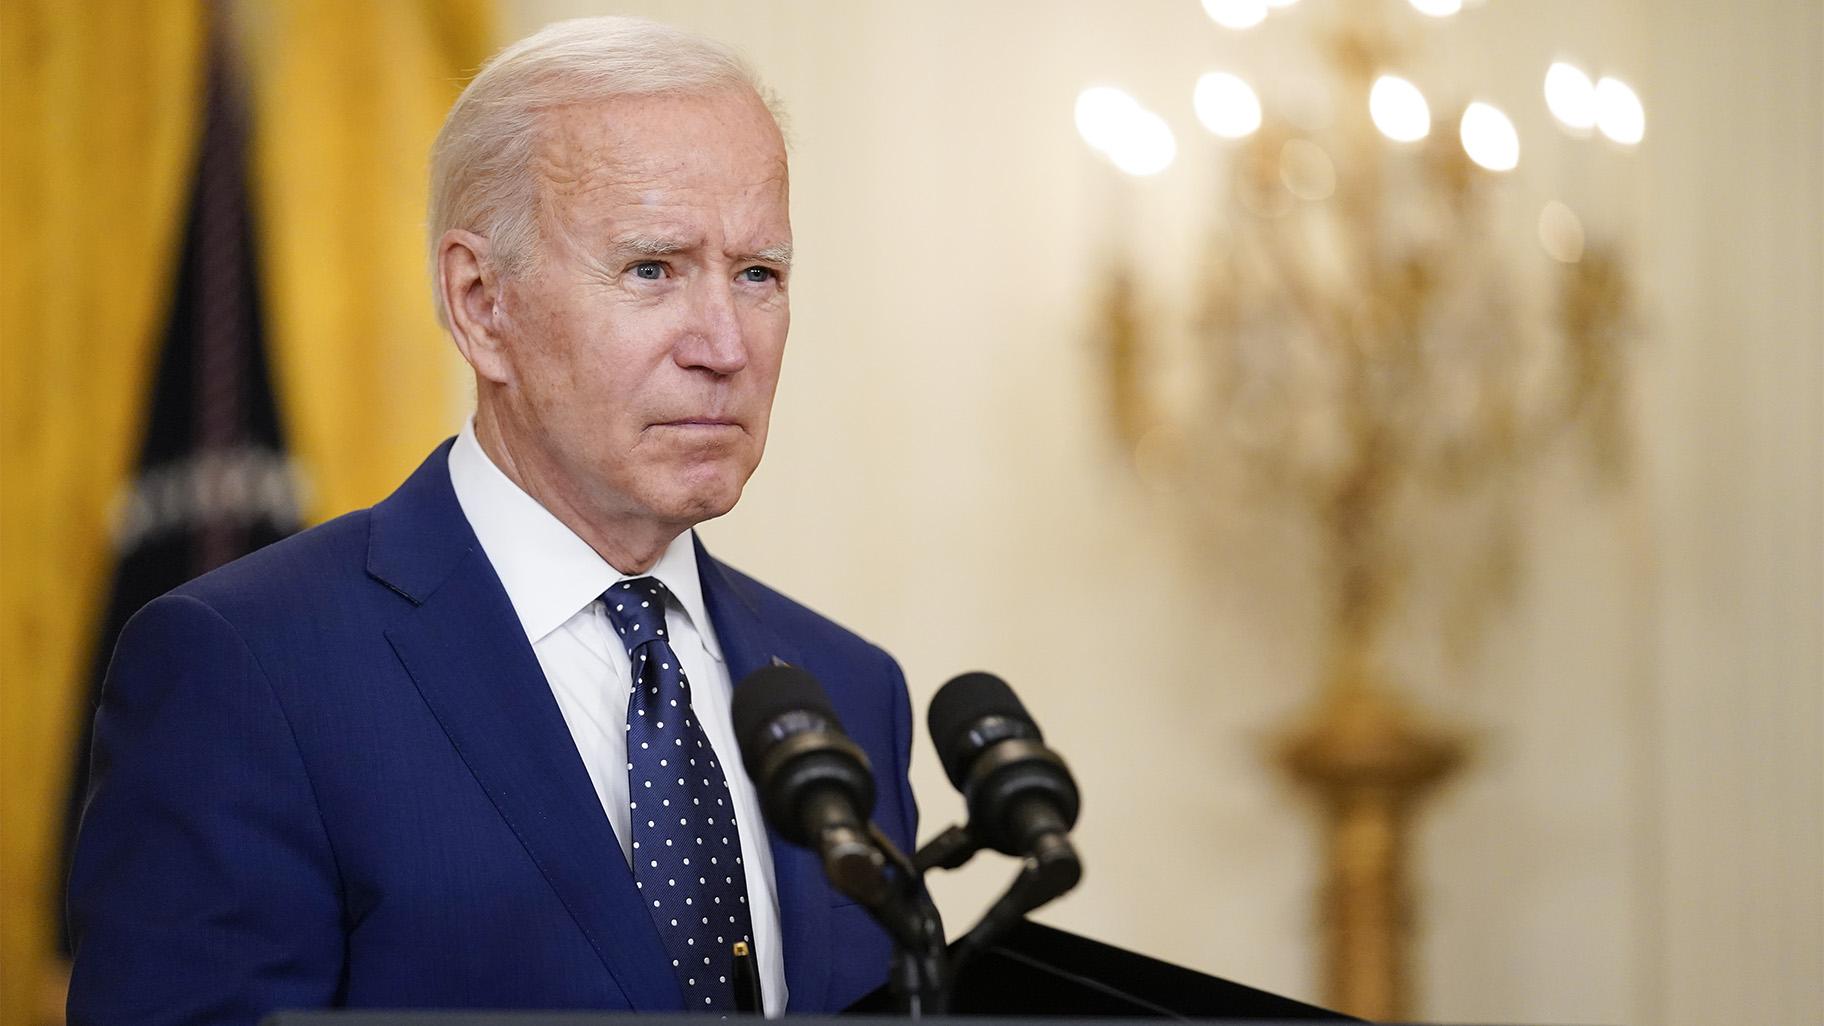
[1,6,208,1022]
[0,3,493,1021]
[241,0,493,520]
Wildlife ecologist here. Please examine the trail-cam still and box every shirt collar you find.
[446,418,723,661]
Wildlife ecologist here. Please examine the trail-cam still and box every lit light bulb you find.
[1370,75,1431,142]
[1459,101,1519,171]
[1202,0,1268,30]
[1595,76,1645,145]
[1409,0,1463,16]
[1194,71,1263,139]
[1543,62,1597,132]
[1107,109,1177,176]
[1076,86,1142,154]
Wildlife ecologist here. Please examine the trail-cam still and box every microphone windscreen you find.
[732,664,840,752]
[927,671,1039,789]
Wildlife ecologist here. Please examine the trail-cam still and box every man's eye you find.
[740,266,776,283]
[631,262,665,280]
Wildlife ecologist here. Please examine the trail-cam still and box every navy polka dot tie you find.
[605,577,754,1010]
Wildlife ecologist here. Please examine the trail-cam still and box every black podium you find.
[264,922,1354,1024]
[878,921,1353,1019]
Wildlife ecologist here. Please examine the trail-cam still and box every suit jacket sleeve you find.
[66,593,345,1026]
[883,646,919,852]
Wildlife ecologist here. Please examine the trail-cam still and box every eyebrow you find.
[611,234,793,267]
[752,243,794,267]
[616,233,697,257]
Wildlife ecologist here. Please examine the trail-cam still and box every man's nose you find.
[676,277,748,375]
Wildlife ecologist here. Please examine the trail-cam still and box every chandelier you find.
[1074,1,1641,1018]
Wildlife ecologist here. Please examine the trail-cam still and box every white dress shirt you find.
[448,420,786,1014]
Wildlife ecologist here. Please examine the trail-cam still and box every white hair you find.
[427,16,778,327]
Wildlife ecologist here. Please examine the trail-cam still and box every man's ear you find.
[438,229,513,385]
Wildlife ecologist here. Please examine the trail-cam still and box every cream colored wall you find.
[497,3,1822,1023]
[1635,3,1823,1024]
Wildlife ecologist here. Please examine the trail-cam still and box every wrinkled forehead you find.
[531,89,789,210]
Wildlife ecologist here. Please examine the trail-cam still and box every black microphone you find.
[927,672,1081,865]
[732,664,889,904]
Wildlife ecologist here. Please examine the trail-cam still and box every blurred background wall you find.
[3,2,1818,1025]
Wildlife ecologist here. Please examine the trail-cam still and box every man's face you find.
[491,87,791,534]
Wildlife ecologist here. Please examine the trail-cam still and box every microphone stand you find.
[821,814,1081,1017]
[846,826,950,1015]
[914,824,1082,979]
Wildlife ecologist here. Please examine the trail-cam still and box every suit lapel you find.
[695,537,836,1012]
[368,443,679,1011]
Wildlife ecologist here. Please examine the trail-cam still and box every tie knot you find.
[602,576,672,652]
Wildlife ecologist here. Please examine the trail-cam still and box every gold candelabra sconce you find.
[1080,1,1640,1019]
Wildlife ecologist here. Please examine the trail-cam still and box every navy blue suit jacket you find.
[67,441,917,1024]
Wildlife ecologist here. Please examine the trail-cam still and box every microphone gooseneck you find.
[731,665,888,904]
[923,671,1085,982]
[733,664,948,1014]
[926,671,1082,860]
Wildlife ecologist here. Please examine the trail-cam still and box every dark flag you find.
[57,25,306,952]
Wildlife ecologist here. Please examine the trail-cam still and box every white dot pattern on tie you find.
[607,577,754,1010]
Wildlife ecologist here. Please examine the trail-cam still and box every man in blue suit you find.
[67,16,916,1024]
